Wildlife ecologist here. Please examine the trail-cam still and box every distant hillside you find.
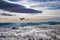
[0,22,60,27]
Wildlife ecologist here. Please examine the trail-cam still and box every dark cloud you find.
[9,0,20,2]
[0,13,15,16]
[0,0,42,13]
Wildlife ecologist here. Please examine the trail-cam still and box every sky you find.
[0,0,60,23]
[7,0,60,10]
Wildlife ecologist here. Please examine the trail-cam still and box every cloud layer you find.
[0,0,42,13]
[29,0,60,10]
[4,0,60,10]
[30,0,60,2]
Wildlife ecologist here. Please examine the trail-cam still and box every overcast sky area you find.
[0,0,60,22]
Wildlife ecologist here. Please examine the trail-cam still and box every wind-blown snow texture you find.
[0,25,60,40]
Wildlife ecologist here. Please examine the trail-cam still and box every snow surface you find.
[0,25,60,40]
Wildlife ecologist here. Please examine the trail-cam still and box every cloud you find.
[30,0,60,2]
[9,0,20,2]
[0,0,42,13]
[27,0,60,10]
[3,0,60,10]
[0,0,60,16]
[0,13,15,16]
